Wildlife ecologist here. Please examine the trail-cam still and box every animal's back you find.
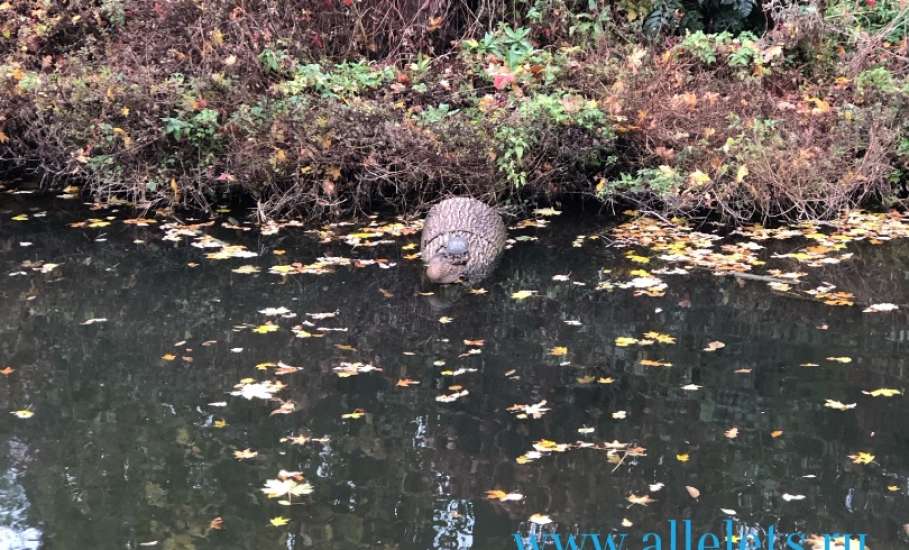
[421,198,507,283]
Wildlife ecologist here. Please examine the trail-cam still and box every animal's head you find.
[425,236,469,284]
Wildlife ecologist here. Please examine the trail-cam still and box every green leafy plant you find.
[644,0,760,37]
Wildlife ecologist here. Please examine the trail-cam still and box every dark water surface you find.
[2,194,909,550]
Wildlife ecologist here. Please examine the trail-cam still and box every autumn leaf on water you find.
[436,389,470,402]
[528,513,553,526]
[232,265,260,274]
[1,367,14,376]
[861,388,902,397]
[231,379,285,400]
[627,493,656,506]
[640,358,672,367]
[341,408,367,420]
[597,377,615,384]
[533,207,562,217]
[396,378,420,388]
[685,486,700,500]
[259,306,291,316]
[469,288,488,295]
[464,339,485,346]
[213,419,228,428]
[771,430,784,438]
[269,516,289,527]
[253,322,280,334]
[261,471,313,500]
[209,517,224,530]
[825,356,852,364]
[233,449,258,460]
[270,401,297,415]
[643,331,676,344]
[680,384,701,391]
[781,493,806,502]
[11,410,34,419]
[80,318,107,325]
[578,427,595,434]
[704,340,726,352]
[485,490,524,502]
[824,399,856,411]
[614,336,639,347]
[724,427,739,439]
[548,346,568,356]
[438,316,454,324]
[863,303,899,313]
[676,453,690,462]
[848,452,875,465]
[511,290,537,300]
[612,410,627,420]
[625,252,651,264]
[161,353,176,361]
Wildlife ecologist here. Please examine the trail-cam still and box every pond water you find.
[1,193,909,550]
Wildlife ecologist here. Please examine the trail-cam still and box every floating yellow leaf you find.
[770,430,784,438]
[676,453,690,462]
[627,493,656,506]
[643,331,676,344]
[863,303,899,313]
[614,336,638,347]
[724,427,739,439]
[438,316,454,324]
[548,346,568,356]
[342,408,367,420]
[861,388,902,397]
[533,207,562,217]
[528,513,553,525]
[511,290,537,300]
[826,356,852,364]
[269,516,289,527]
[625,252,651,264]
[640,358,672,367]
[824,399,856,411]
[234,449,258,460]
[704,340,725,352]
[161,353,176,361]
[848,451,875,465]
[11,410,34,419]
[253,322,279,334]
[485,489,524,502]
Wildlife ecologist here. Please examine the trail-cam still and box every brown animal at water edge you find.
[420,197,507,284]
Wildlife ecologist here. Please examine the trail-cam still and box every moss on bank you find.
[1,0,908,221]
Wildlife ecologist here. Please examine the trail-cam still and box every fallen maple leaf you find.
[861,388,902,397]
[627,493,656,506]
[485,489,524,502]
[848,451,875,464]
[704,340,726,352]
[824,399,857,411]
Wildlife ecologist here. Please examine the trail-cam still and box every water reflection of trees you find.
[0,212,908,549]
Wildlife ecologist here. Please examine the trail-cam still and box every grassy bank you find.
[1,0,908,221]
